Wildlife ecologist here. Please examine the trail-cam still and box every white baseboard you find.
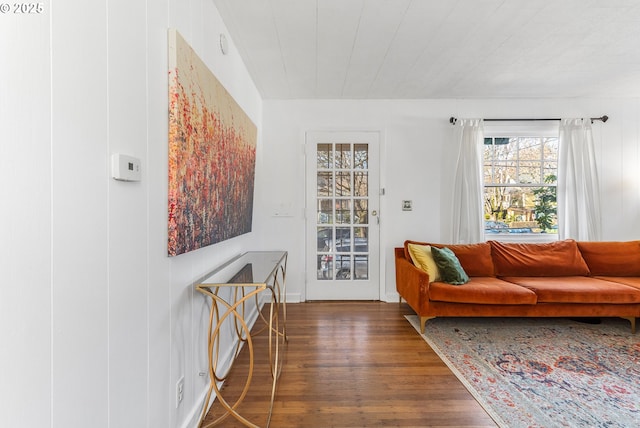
[383,291,400,303]
[286,293,397,304]
[181,386,211,428]
[285,292,303,303]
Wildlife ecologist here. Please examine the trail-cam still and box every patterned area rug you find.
[406,316,640,428]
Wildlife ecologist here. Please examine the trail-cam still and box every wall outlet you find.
[176,376,184,408]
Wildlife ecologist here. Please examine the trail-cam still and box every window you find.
[483,128,558,237]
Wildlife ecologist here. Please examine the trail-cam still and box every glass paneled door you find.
[305,131,380,300]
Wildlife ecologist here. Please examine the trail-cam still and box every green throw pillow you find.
[430,246,469,285]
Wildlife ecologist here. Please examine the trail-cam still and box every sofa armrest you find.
[395,247,430,315]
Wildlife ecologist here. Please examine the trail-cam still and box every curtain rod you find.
[449,115,608,125]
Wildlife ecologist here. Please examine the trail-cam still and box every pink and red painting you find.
[168,29,257,257]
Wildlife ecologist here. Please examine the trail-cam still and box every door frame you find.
[303,130,384,301]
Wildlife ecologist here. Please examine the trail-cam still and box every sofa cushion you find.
[404,240,495,277]
[490,239,590,277]
[500,276,640,304]
[433,242,495,277]
[407,243,441,282]
[595,276,640,291]
[429,277,537,305]
[577,241,640,276]
[431,247,469,285]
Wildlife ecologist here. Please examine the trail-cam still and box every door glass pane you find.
[336,172,351,196]
[317,254,331,280]
[336,227,351,252]
[354,255,368,280]
[354,199,368,224]
[335,144,352,169]
[317,227,332,251]
[354,227,368,252]
[354,171,367,197]
[317,171,333,196]
[317,144,332,169]
[317,199,333,223]
[354,144,368,169]
[335,199,351,224]
[335,255,351,279]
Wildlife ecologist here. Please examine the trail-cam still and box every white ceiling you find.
[213,0,640,100]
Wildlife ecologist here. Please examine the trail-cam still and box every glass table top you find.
[197,251,287,287]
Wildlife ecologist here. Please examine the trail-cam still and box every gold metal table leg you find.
[196,252,288,428]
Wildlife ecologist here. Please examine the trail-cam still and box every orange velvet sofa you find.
[395,239,640,333]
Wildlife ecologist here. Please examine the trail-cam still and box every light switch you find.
[111,153,141,182]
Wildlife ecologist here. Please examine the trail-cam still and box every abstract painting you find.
[168,29,257,256]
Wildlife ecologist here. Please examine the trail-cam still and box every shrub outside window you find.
[483,135,558,235]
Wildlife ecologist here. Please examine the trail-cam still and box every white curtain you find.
[451,119,484,243]
[557,118,602,240]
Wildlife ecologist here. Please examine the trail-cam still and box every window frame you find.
[482,122,559,243]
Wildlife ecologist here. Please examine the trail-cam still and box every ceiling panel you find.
[367,1,459,98]
[271,0,317,97]
[316,0,365,98]
[339,0,412,98]
[213,0,640,99]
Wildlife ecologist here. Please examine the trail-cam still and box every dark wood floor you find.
[201,301,496,427]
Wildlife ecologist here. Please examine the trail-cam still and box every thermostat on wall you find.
[111,153,141,182]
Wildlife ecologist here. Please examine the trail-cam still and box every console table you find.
[195,251,288,428]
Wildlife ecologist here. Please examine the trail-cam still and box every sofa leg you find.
[622,317,636,334]
[420,316,435,333]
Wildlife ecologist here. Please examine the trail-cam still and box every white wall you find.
[3,1,640,427]
[261,98,640,302]
[0,7,52,428]
[2,1,263,427]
